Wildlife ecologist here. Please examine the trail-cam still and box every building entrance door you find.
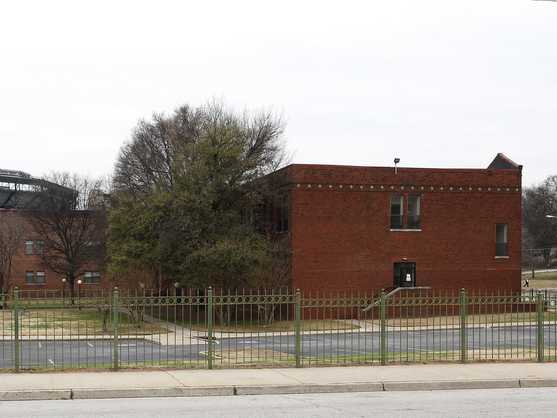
[393,262,416,288]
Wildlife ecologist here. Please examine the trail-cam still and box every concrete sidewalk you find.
[2,363,557,401]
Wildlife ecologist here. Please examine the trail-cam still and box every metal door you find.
[393,262,416,288]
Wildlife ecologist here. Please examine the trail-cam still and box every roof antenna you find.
[394,157,400,175]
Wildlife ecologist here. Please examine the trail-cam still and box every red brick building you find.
[272,154,522,293]
[2,154,523,294]
[0,171,105,292]
[1,210,59,291]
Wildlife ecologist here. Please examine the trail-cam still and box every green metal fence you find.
[0,287,555,372]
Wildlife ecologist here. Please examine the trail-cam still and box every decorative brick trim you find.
[294,183,520,193]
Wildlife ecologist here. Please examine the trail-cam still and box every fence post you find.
[459,288,467,363]
[380,291,387,365]
[207,287,213,370]
[294,289,302,368]
[537,291,545,363]
[13,287,20,372]
[112,287,120,370]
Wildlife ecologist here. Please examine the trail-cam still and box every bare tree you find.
[523,175,557,267]
[25,173,107,303]
[113,102,287,198]
[0,213,24,302]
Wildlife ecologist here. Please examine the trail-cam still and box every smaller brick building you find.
[0,171,105,292]
[270,154,522,293]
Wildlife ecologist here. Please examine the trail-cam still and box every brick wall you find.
[285,164,522,293]
[0,209,106,291]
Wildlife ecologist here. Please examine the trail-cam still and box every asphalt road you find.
[1,325,556,369]
[2,388,557,417]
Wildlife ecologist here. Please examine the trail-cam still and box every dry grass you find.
[524,271,557,288]
[305,349,549,365]
[211,348,294,365]
[0,309,167,336]
[189,319,359,333]
[528,280,557,289]
[354,311,556,328]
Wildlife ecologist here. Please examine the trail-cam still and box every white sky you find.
[0,0,556,187]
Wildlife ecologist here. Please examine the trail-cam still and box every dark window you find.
[276,195,289,233]
[25,240,34,255]
[496,224,508,256]
[252,203,266,233]
[25,271,34,284]
[390,195,404,229]
[391,194,421,230]
[83,272,101,284]
[251,195,289,234]
[407,195,421,229]
[240,207,251,226]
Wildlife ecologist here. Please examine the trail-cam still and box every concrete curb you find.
[2,379,557,401]
[382,379,519,391]
[519,378,557,388]
[72,386,234,399]
[0,390,72,401]
[235,383,384,396]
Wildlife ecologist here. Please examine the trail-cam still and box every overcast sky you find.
[0,0,555,187]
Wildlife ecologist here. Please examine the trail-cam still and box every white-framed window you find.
[25,271,46,285]
[35,240,44,255]
[83,271,101,284]
[24,240,44,255]
[35,271,46,284]
[407,195,421,229]
[390,194,421,230]
[25,240,34,255]
[390,194,404,229]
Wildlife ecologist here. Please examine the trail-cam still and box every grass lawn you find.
[524,271,557,288]
[183,310,557,332]
[178,309,555,332]
[304,349,546,365]
[381,311,557,328]
[187,319,360,333]
[522,271,557,289]
[0,308,166,336]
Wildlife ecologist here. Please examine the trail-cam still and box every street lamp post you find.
[77,279,82,309]
[544,214,557,269]
[61,278,66,304]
